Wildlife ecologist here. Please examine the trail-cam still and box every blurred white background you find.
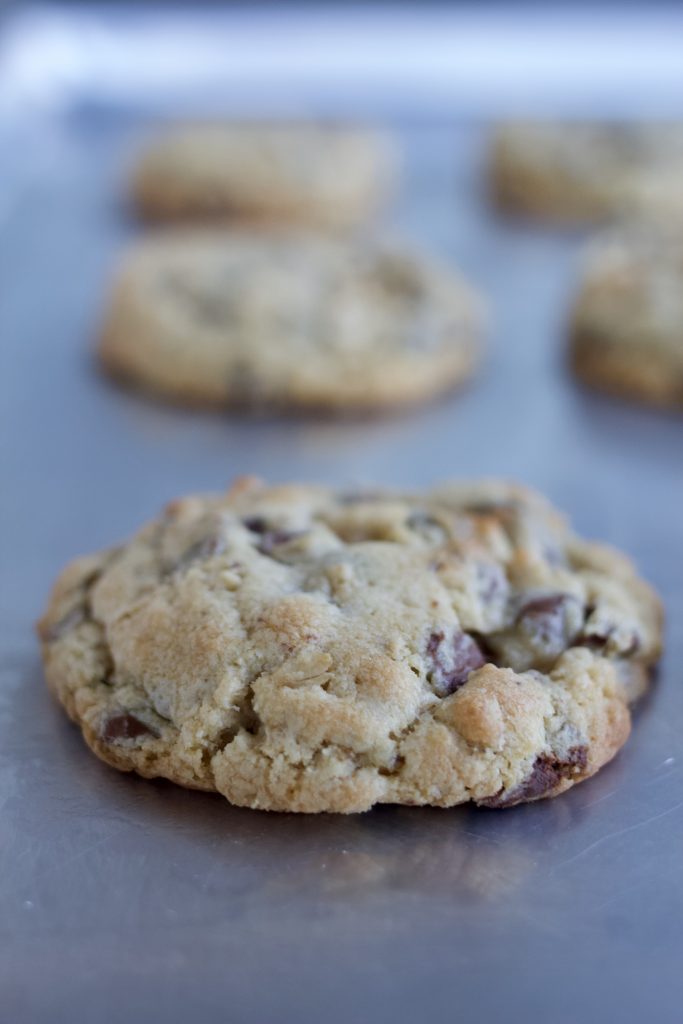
[3,3,683,121]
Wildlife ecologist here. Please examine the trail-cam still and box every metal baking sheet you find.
[1,9,682,1024]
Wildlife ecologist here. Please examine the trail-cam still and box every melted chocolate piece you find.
[102,713,158,742]
[244,518,305,556]
[578,618,641,657]
[257,530,305,557]
[516,593,572,646]
[518,593,567,619]
[426,630,487,696]
[243,517,269,534]
[577,634,609,651]
[480,745,588,808]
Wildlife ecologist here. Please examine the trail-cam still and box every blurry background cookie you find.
[570,227,683,409]
[100,231,484,413]
[491,121,683,223]
[131,122,396,229]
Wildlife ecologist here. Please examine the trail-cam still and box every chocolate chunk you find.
[579,631,640,656]
[243,516,269,534]
[102,713,158,742]
[490,592,585,671]
[39,606,87,642]
[518,746,588,799]
[577,634,609,651]
[518,593,567,619]
[516,593,572,646]
[257,530,304,557]
[426,629,486,696]
[480,745,588,808]
[578,615,641,656]
[244,518,305,556]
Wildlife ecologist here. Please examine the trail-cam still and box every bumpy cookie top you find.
[100,232,484,410]
[39,479,662,813]
[131,121,395,227]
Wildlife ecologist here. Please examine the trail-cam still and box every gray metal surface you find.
[1,113,682,1024]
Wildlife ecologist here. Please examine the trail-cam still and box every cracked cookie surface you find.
[99,232,484,412]
[131,122,395,229]
[38,478,662,813]
[491,121,683,223]
[571,228,683,409]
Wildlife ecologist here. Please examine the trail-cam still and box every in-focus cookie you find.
[491,121,683,223]
[131,122,396,229]
[99,232,484,412]
[570,227,683,409]
[38,477,662,813]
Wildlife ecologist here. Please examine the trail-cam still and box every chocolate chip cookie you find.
[570,227,683,409]
[491,120,683,223]
[131,122,395,229]
[38,478,662,813]
[99,232,484,412]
